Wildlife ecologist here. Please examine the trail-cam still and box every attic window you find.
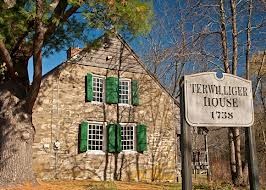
[103,43,110,49]
[103,35,111,48]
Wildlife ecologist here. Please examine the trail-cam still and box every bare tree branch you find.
[231,0,238,75]
[253,52,266,97]
[219,0,230,73]
[246,0,253,80]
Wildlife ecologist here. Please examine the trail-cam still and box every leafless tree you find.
[135,0,266,186]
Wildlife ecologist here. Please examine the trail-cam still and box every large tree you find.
[0,0,152,186]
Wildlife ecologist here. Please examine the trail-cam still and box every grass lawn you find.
[1,180,182,190]
[2,179,262,190]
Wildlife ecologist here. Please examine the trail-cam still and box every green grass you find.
[5,180,257,190]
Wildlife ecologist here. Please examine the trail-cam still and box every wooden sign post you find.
[180,82,192,190]
[180,72,259,190]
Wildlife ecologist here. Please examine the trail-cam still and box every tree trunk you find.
[219,0,241,184]
[0,81,35,186]
[243,0,253,185]
[219,0,230,73]
[233,128,243,185]
[230,0,244,185]
[230,0,238,75]
[228,128,237,182]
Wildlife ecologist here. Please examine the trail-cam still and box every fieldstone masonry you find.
[32,35,180,182]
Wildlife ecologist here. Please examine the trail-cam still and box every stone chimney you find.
[67,47,83,59]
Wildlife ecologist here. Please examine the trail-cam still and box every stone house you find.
[32,34,180,182]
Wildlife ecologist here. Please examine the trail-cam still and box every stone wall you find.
[32,35,180,182]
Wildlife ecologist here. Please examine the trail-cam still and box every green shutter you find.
[107,124,122,153]
[79,121,88,153]
[107,124,115,152]
[106,77,119,104]
[137,124,147,152]
[117,124,122,152]
[131,80,139,105]
[86,73,93,102]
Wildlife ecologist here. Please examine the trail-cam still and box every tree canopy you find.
[0,0,153,111]
[0,0,152,55]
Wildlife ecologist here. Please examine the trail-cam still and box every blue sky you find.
[28,50,66,80]
[27,0,266,81]
[28,36,143,81]
[28,29,104,81]
[27,31,143,81]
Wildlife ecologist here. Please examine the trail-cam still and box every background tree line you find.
[133,0,265,186]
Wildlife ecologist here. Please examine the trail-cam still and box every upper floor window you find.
[92,76,105,103]
[119,79,131,104]
[86,73,139,106]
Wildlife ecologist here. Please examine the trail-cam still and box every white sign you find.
[184,72,254,127]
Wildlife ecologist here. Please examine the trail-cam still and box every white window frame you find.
[92,74,105,104]
[85,122,138,154]
[120,123,136,153]
[118,78,131,106]
[86,121,106,154]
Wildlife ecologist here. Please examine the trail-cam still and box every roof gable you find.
[42,34,179,107]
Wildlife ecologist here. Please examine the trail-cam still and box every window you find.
[79,122,147,153]
[87,74,139,105]
[88,123,104,151]
[121,124,135,151]
[92,76,104,102]
[119,79,131,104]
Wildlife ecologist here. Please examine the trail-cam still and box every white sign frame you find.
[184,72,254,127]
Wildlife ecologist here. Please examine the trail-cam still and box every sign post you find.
[180,72,259,190]
[246,127,260,189]
[180,80,192,190]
